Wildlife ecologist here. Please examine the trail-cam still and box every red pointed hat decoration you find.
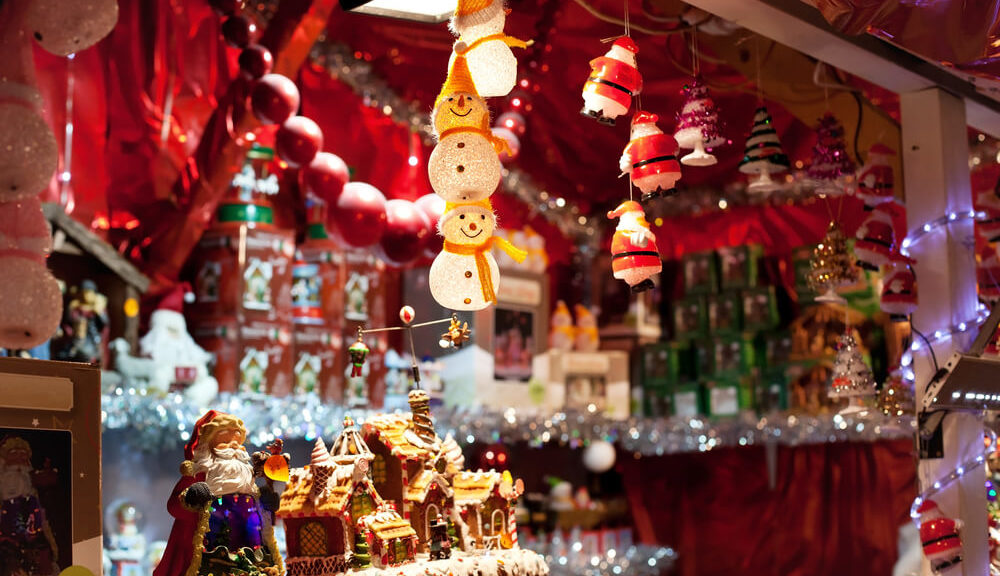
[613,36,639,53]
[184,410,221,461]
[632,111,659,125]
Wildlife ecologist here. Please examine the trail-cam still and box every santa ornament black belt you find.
[588,76,632,96]
[612,250,660,260]
[633,155,676,169]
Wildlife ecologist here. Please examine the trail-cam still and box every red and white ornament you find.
[880,252,917,320]
[606,200,661,293]
[250,74,300,126]
[854,201,899,270]
[917,500,963,575]
[674,78,726,167]
[856,143,896,208]
[977,243,1000,303]
[976,185,1000,243]
[620,111,682,204]
[581,37,642,126]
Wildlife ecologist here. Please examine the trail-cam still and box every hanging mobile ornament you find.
[674,32,726,166]
[399,305,421,385]
[808,221,858,303]
[807,113,856,196]
[739,43,788,193]
[440,315,471,349]
[827,331,876,414]
[348,328,370,378]
[580,4,640,126]
[855,143,896,208]
[607,200,662,293]
[448,0,531,98]
[620,111,682,204]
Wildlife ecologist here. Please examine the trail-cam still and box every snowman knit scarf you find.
[443,237,527,303]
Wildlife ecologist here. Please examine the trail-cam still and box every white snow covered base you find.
[353,550,549,576]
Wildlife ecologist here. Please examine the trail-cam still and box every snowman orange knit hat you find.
[450,0,505,35]
[434,53,480,110]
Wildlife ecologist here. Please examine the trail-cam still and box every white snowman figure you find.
[429,52,504,202]
[448,0,529,98]
[429,199,526,311]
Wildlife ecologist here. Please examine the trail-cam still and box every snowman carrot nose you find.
[458,94,466,108]
[469,222,477,230]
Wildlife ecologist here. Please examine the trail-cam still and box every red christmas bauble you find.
[276,116,323,168]
[303,152,349,206]
[208,0,244,15]
[414,193,446,258]
[496,111,527,137]
[376,200,432,267]
[221,14,255,48]
[238,44,273,79]
[332,182,387,248]
[250,74,300,125]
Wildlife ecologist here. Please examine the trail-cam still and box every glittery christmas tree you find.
[739,106,790,193]
[674,77,726,167]
[807,113,856,196]
[828,333,876,406]
[878,368,914,417]
[807,221,859,300]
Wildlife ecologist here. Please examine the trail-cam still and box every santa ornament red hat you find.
[612,36,639,54]
[607,200,648,222]
[631,111,659,126]
[158,282,195,314]
[183,410,247,461]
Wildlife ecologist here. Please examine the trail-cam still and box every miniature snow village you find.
[278,390,548,576]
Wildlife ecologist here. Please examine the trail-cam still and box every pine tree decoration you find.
[828,333,876,414]
[807,113,855,196]
[674,77,726,167]
[878,368,914,417]
[807,221,858,301]
[352,534,372,569]
[739,106,789,193]
[448,517,461,552]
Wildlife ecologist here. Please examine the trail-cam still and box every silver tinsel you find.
[524,543,676,576]
[102,390,915,454]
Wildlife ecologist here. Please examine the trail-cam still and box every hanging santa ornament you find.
[881,252,918,321]
[738,106,789,194]
[855,143,895,208]
[808,221,858,302]
[674,78,726,166]
[916,500,964,575]
[448,0,530,98]
[607,201,662,293]
[975,178,1000,243]
[807,113,856,196]
[429,53,504,203]
[581,37,642,126]
[619,111,682,204]
[854,201,901,270]
[827,332,876,414]
[429,199,526,311]
[977,243,1000,303]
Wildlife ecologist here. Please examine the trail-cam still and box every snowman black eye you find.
[459,215,465,219]
[480,215,486,220]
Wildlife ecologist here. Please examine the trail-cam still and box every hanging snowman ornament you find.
[581,37,642,126]
[607,200,662,293]
[448,0,530,98]
[429,53,505,203]
[619,111,682,204]
[429,199,526,311]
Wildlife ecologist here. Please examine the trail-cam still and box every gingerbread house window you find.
[352,490,375,519]
[489,509,505,535]
[372,454,387,484]
[393,539,408,563]
[425,503,441,536]
[298,521,328,557]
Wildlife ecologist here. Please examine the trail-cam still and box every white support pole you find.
[901,88,984,576]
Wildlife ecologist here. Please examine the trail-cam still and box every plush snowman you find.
[429,53,503,203]
[548,300,574,351]
[448,0,529,98]
[573,304,600,352]
[429,199,525,311]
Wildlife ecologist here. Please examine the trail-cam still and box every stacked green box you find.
[643,386,674,417]
[708,293,743,335]
[672,382,705,418]
[717,244,762,291]
[640,341,693,417]
[792,245,817,303]
[741,287,779,332]
[756,369,789,412]
[703,376,755,417]
[682,251,718,295]
[673,296,708,339]
[702,335,756,378]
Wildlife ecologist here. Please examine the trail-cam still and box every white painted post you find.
[901,88,984,576]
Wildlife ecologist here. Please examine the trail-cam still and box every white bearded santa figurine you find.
[620,111,682,203]
[154,411,285,576]
[880,252,917,321]
[581,37,642,126]
[854,201,899,270]
[607,201,662,293]
[0,437,59,576]
[916,500,963,575]
[855,143,896,208]
[132,285,218,408]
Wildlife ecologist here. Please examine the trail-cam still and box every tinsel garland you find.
[524,543,676,576]
[101,390,916,454]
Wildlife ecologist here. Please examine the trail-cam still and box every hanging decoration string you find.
[60,54,76,210]
[691,27,700,77]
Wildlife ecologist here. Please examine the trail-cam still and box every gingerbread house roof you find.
[404,468,453,504]
[438,434,466,476]
[452,470,502,506]
[277,436,380,519]
[359,507,417,543]
[363,413,439,462]
[331,415,374,466]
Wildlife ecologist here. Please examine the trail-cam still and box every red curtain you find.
[621,439,916,576]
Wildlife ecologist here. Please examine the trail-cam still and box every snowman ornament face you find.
[429,207,500,311]
[429,92,501,203]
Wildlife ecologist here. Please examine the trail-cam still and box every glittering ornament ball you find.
[491,127,520,163]
[26,0,119,56]
[331,182,387,248]
[221,14,256,49]
[238,44,273,79]
[376,199,432,267]
[428,135,501,202]
[303,152,349,206]
[276,116,323,168]
[250,74,300,125]
[0,105,58,203]
[496,112,527,137]
[0,258,62,350]
[583,440,617,473]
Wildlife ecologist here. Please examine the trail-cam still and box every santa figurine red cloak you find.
[855,143,895,208]
[620,111,682,204]
[0,437,59,576]
[917,500,963,574]
[854,202,898,270]
[880,252,917,321]
[607,200,662,293]
[581,36,641,126]
[154,411,284,576]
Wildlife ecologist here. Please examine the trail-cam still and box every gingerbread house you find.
[278,419,381,576]
[355,504,419,568]
[452,470,522,550]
